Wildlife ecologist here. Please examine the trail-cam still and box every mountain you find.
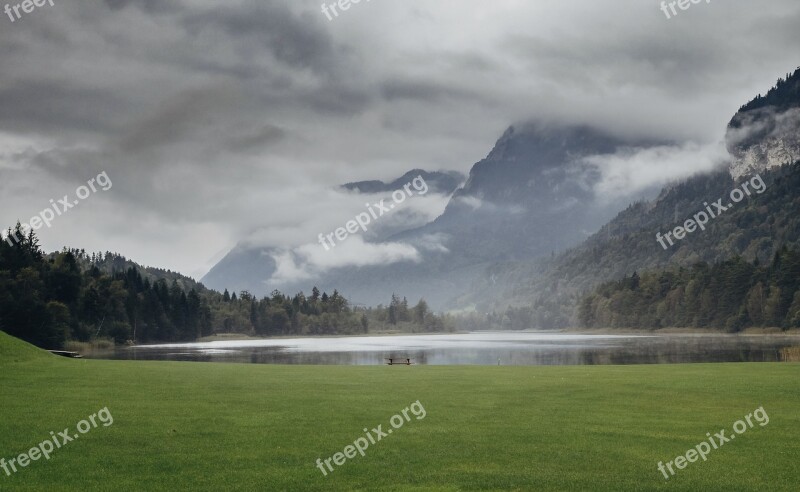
[474,68,800,327]
[342,169,464,195]
[200,167,460,299]
[727,67,800,179]
[204,68,800,314]
[201,246,277,300]
[203,125,661,307]
[520,162,800,327]
[573,68,800,331]
[390,124,660,262]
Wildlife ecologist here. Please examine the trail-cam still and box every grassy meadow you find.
[1,331,798,491]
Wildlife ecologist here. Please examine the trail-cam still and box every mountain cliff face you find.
[727,68,800,180]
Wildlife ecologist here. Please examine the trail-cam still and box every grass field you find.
[1,331,799,491]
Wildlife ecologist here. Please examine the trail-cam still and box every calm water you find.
[83,331,800,365]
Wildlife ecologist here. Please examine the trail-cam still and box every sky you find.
[0,0,798,279]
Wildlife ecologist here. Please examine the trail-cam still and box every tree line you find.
[578,246,800,331]
[0,224,451,349]
[212,290,450,337]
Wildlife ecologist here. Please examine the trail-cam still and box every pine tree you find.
[413,299,429,325]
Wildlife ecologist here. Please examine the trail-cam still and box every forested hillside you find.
[733,67,800,116]
[578,247,800,331]
[0,225,450,350]
[530,161,800,327]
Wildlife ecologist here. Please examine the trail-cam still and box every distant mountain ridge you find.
[342,169,464,195]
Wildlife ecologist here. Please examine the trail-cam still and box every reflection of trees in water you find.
[605,336,792,365]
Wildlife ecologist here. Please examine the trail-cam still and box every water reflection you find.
[81,332,800,366]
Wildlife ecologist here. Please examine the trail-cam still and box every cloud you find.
[454,195,482,211]
[414,233,451,253]
[0,0,798,278]
[727,107,800,149]
[269,236,421,284]
[225,124,287,153]
[581,142,731,201]
[118,86,243,153]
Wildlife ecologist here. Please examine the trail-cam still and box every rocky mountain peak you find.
[727,68,800,180]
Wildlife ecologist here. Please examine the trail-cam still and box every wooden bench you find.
[385,358,413,365]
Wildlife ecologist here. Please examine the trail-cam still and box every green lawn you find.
[1,331,798,491]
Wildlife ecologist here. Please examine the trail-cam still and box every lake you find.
[83,331,800,365]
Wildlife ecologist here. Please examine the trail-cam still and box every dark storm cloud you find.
[225,124,287,153]
[118,86,242,153]
[0,80,127,136]
[380,79,482,104]
[103,0,177,14]
[181,3,339,75]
